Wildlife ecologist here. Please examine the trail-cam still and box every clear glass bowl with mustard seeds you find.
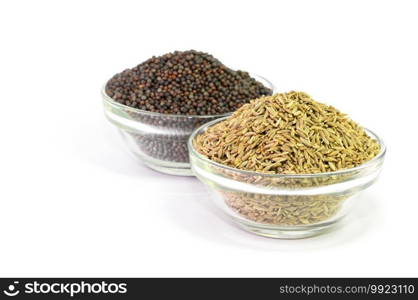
[188,117,386,239]
[102,75,274,176]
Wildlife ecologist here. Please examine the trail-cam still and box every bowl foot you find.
[235,220,340,239]
[143,161,194,176]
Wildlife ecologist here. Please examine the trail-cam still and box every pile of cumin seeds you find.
[194,91,381,174]
[223,192,345,226]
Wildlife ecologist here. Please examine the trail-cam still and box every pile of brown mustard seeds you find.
[106,50,272,115]
[105,50,272,164]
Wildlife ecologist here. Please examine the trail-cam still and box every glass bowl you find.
[102,74,274,176]
[188,117,386,239]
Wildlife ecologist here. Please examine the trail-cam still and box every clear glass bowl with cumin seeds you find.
[102,74,274,176]
[188,117,386,239]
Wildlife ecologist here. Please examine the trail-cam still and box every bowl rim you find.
[188,116,386,178]
[102,73,275,119]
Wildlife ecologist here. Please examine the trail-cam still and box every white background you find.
[0,0,417,277]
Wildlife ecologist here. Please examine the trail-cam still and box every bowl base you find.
[235,220,340,239]
[143,161,194,176]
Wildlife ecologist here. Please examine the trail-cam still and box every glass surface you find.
[102,74,274,176]
[188,117,386,238]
